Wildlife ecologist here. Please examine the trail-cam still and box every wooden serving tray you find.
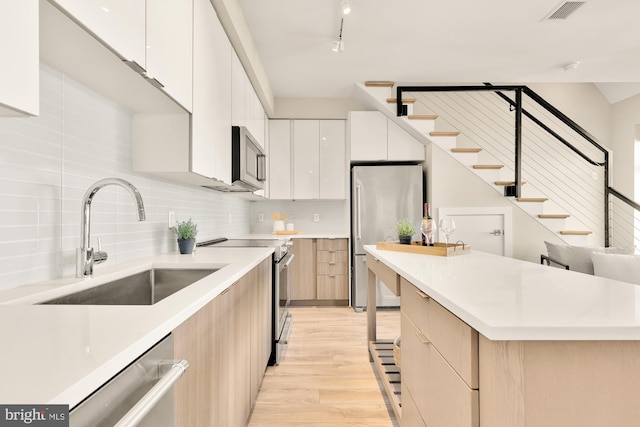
[376,241,470,256]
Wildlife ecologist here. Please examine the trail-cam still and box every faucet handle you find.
[94,237,108,265]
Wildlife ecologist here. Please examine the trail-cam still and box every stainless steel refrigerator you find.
[351,164,423,311]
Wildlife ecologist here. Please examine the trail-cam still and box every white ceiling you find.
[236,0,640,102]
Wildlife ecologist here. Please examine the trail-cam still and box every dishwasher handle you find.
[114,359,189,427]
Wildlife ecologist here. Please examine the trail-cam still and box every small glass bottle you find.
[420,203,436,246]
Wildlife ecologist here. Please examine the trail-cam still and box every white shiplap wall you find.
[0,65,251,291]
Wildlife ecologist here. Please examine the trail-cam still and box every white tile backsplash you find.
[0,65,251,290]
[250,199,349,235]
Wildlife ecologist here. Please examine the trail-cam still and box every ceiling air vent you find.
[546,1,586,20]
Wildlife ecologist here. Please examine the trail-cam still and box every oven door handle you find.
[282,253,294,268]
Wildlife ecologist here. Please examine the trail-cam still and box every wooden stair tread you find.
[451,147,482,153]
[495,181,526,186]
[473,164,504,170]
[560,230,592,235]
[408,114,438,120]
[516,197,548,202]
[387,97,416,104]
[365,81,394,87]
[538,214,570,219]
[430,131,460,137]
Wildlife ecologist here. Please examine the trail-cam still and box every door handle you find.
[490,229,503,236]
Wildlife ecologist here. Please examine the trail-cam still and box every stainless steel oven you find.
[274,251,293,365]
[196,237,293,365]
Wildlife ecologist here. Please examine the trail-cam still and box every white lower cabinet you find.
[0,0,38,116]
[268,119,346,200]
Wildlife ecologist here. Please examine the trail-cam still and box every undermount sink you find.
[40,268,218,306]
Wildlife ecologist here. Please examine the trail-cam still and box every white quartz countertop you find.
[365,245,640,341]
[0,247,273,407]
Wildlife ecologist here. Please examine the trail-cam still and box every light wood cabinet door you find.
[401,384,427,427]
[268,120,292,199]
[250,259,272,406]
[51,0,146,69]
[319,120,346,199]
[174,260,271,427]
[146,0,193,112]
[290,238,316,300]
[349,111,387,161]
[0,0,38,116]
[192,0,232,183]
[293,120,320,199]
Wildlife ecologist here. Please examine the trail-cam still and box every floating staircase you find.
[359,80,595,245]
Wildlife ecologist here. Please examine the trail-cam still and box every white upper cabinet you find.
[349,111,425,162]
[192,0,232,183]
[269,119,346,200]
[0,0,38,116]
[387,119,425,161]
[268,120,292,200]
[50,0,146,69]
[319,120,346,199]
[146,0,193,112]
[293,120,321,199]
[349,111,387,161]
[231,52,266,149]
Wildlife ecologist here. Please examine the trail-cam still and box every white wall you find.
[611,94,640,196]
[426,144,561,263]
[0,65,251,291]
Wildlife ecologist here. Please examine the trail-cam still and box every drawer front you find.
[401,277,429,337]
[317,275,348,300]
[317,238,348,251]
[401,383,427,427]
[317,261,348,275]
[317,250,348,263]
[402,312,479,427]
[366,254,400,296]
[401,278,479,389]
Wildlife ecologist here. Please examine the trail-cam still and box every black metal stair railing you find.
[394,84,639,247]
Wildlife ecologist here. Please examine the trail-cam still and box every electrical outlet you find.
[313,213,320,222]
[168,211,175,229]
[228,213,232,224]
[258,213,264,222]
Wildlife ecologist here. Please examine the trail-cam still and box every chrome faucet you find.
[77,178,146,277]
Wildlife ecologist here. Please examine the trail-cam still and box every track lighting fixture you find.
[341,0,351,15]
[332,18,345,53]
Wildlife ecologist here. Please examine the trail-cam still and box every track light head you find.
[341,0,351,15]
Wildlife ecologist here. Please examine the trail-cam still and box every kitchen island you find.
[0,247,272,410]
[365,245,640,427]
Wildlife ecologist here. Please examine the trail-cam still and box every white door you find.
[438,207,512,257]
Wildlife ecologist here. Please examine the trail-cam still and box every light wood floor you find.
[248,306,401,427]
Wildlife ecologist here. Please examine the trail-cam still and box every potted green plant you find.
[396,218,415,245]
[172,218,198,254]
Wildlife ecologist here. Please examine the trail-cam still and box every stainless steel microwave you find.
[231,126,266,191]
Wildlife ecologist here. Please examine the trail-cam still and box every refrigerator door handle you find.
[356,184,362,240]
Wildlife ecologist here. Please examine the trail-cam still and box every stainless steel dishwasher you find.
[70,334,188,427]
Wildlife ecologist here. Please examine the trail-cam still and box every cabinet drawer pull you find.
[329,275,336,278]
[328,262,336,265]
[415,289,430,300]
[415,331,429,344]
